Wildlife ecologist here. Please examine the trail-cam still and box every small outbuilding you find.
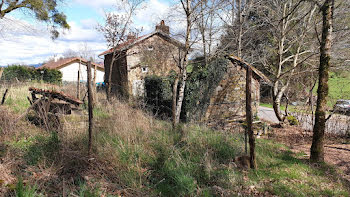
[38,57,104,83]
[205,55,271,128]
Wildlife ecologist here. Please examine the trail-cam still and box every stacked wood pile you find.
[23,87,83,131]
[29,87,83,106]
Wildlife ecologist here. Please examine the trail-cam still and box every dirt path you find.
[269,125,350,183]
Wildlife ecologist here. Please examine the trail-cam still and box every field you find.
[327,72,350,106]
[0,83,349,196]
[261,72,350,110]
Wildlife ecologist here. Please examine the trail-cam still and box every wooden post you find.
[93,64,97,104]
[1,89,8,105]
[0,67,4,80]
[87,61,94,154]
[77,60,81,99]
[246,66,256,169]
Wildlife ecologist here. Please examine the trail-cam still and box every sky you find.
[0,0,179,65]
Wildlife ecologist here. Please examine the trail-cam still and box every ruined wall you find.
[104,51,128,97]
[205,61,260,129]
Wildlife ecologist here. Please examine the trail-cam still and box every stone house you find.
[99,20,185,97]
[205,55,271,128]
[38,57,104,83]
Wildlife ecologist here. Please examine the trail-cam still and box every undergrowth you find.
[0,83,349,196]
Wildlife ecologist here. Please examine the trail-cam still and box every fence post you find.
[246,66,256,169]
[77,60,81,99]
[0,67,4,80]
[1,89,9,105]
[87,61,94,154]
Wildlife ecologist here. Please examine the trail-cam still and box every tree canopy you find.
[0,0,70,39]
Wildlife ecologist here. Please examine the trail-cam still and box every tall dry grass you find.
[1,82,348,196]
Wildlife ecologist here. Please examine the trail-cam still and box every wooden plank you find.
[29,87,83,105]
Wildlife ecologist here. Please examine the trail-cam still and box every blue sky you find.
[0,0,178,65]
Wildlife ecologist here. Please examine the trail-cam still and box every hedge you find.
[2,65,62,84]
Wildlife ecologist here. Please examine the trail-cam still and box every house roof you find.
[37,57,104,70]
[227,55,272,85]
[98,30,186,57]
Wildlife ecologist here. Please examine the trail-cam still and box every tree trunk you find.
[174,0,191,125]
[310,0,333,163]
[272,83,287,122]
[172,77,179,128]
[175,68,187,124]
[246,66,256,169]
[200,1,207,65]
[237,0,242,58]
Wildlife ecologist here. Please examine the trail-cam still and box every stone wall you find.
[205,61,260,129]
[104,51,129,97]
[104,33,180,98]
[127,34,180,97]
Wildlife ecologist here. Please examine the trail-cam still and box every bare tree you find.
[257,0,319,122]
[97,0,143,101]
[62,49,79,58]
[172,0,206,125]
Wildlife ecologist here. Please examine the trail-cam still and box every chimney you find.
[155,20,169,35]
[127,33,136,41]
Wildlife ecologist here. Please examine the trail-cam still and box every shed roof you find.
[227,55,272,85]
[37,57,104,70]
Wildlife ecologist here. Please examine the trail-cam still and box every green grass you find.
[326,72,350,106]
[8,132,60,165]
[15,178,41,197]
[249,139,348,196]
[94,124,349,196]
[0,83,50,114]
[261,71,350,109]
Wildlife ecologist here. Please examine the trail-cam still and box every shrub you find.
[2,65,34,81]
[144,75,173,119]
[287,115,299,125]
[2,65,62,84]
[37,68,62,84]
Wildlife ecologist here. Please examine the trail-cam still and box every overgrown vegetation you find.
[144,57,228,121]
[0,83,349,196]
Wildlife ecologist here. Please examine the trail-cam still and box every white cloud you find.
[134,0,171,32]
[0,18,106,65]
[73,0,117,8]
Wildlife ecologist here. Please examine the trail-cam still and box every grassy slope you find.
[326,72,350,106]
[261,72,350,109]
[0,83,349,196]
